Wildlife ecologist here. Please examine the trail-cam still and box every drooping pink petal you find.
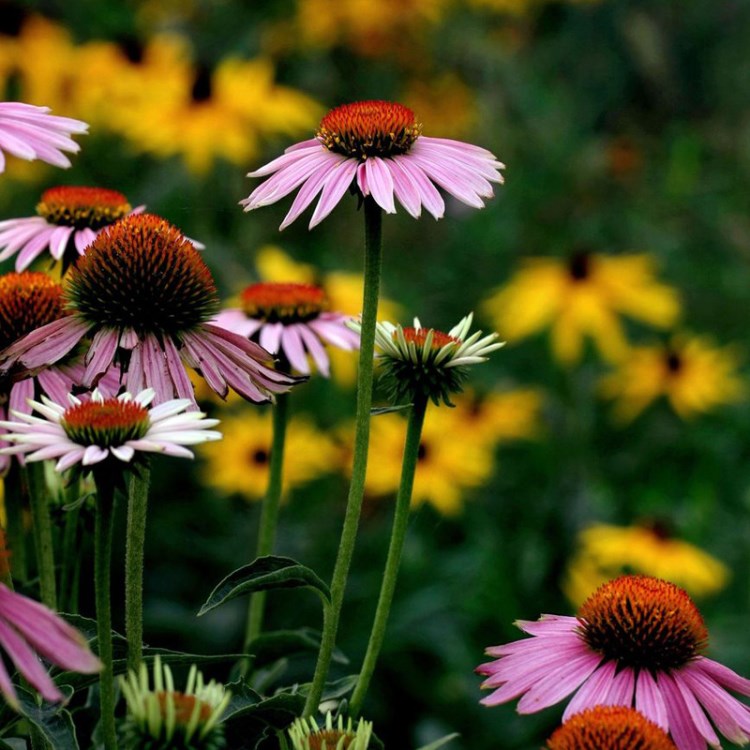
[83,328,120,385]
[696,658,750,697]
[635,668,669,730]
[363,157,396,214]
[309,159,358,228]
[0,317,90,373]
[562,661,617,721]
[296,324,331,376]
[659,671,710,750]
[279,156,345,231]
[280,326,310,374]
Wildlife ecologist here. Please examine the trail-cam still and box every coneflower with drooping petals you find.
[241,100,504,229]
[0,214,300,405]
[478,575,750,750]
[214,281,359,376]
[0,102,87,173]
[0,186,145,272]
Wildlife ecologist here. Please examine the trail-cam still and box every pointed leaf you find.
[247,628,348,668]
[416,733,460,750]
[198,556,330,616]
[16,685,79,749]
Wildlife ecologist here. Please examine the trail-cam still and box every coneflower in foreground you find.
[0,102,87,173]
[0,186,144,272]
[241,99,504,229]
[214,281,360,376]
[0,582,101,708]
[0,214,300,404]
[478,575,750,750]
[287,712,373,750]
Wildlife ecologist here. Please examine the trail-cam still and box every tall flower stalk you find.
[349,392,427,715]
[25,462,57,609]
[244,393,290,650]
[304,198,382,715]
[125,464,150,671]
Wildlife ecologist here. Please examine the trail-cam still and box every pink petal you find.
[364,157,396,214]
[636,668,669,730]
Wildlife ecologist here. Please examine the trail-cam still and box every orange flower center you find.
[240,282,328,323]
[546,706,676,750]
[578,575,708,671]
[399,327,460,350]
[36,186,132,230]
[317,100,422,159]
[0,272,66,351]
[156,691,213,725]
[62,399,150,447]
[66,214,218,335]
[305,730,356,750]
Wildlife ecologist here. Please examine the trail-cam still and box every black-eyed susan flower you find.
[478,575,750,750]
[0,214,299,405]
[214,282,360,377]
[365,313,504,406]
[200,408,338,501]
[0,186,144,271]
[241,100,504,229]
[563,522,730,607]
[0,388,220,472]
[120,656,230,750]
[287,712,373,750]
[359,407,495,514]
[546,706,676,749]
[482,253,680,365]
[0,101,86,173]
[599,335,745,421]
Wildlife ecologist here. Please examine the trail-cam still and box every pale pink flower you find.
[241,100,504,229]
[0,388,221,471]
[477,575,750,750]
[0,582,101,708]
[0,215,299,405]
[0,102,87,173]
[214,282,359,377]
[0,186,146,272]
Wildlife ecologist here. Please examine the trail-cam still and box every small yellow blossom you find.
[600,334,745,421]
[482,253,680,365]
[451,388,544,443]
[200,409,339,502]
[564,522,730,607]
[354,408,495,515]
[401,74,479,139]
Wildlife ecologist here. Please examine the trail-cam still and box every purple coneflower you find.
[0,580,101,707]
[0,102,87,173]
[0,214,299,405]
[478,575,750,750]
[214,282,359,377]
[241,100,504,229]
[0,186,145,272]
[0,388,221,471]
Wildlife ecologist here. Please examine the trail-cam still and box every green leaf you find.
[371,404,412,415]
[247,628,348,668]
[16,685,79,750]
[198,556,330,616]
[416,733,460,750]
[223,687,305,728]
[298,674,358,702]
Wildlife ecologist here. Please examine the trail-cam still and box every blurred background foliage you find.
[2,0,750,748]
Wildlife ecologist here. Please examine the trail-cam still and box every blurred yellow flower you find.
[401,74,479,139]
[600,334,745,421]
[355,407,495,515]
[563,522,730,607]
[200,409,339,502]
[482,253,680,365]
[451,388,544,443]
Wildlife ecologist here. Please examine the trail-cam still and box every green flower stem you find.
[304,198,383,717]
[4,478,25,585]
[349,393,428,716]
[93,473,118,750]
[125,464,151,672]
[244,393,290,652]
[25,463,56,609]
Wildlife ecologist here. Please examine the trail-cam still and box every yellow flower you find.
[599,334,745,421]
[482,253,680,365]
[563,523,730,607]
[401,74,478,139]
[354,408,495,515]
[254,245,402,387]
[200,409,339,501]
[450,388,544,443]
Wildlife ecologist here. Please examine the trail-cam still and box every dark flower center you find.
[317,100,422,160]
[240,282,328,324]
[36,186,132,230]
[0,272,66,351]
[578,575,708,671]
[65,214,218,336]
[249,448,269,466]
[62,399,150,447]
[568,252,591,281]
[546,706,676,750]
[665,350,682,373]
